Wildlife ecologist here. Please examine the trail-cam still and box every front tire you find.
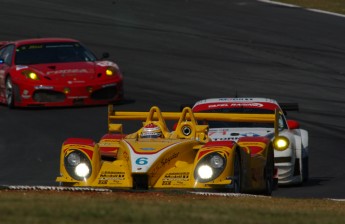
[263,147,274,196]
[302,156,309,182]
[5,76,15,108]
[232,152,242,193]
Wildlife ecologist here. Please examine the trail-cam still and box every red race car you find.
[0,38,123,108]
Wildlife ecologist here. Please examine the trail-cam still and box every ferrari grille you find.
[91,86,117,100]
[33,90,65,102]
[132,174,149,190]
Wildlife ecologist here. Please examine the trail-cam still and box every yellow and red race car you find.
[56,105,289,195]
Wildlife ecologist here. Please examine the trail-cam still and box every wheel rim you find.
[5,78,13,105]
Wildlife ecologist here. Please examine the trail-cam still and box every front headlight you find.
[106,67,118,76]
[64,151,92,181]
[75,163,90,177]
[273,136,290,151]
[106,69,113,76]
[210,154,224,168]
[194,152,226,183]
[197,165,213,179]
[22,71,39,80]
[67,152,81,166]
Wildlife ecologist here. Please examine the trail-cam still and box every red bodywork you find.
[0,38,123,107]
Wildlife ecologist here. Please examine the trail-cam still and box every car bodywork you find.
[0,38,123,107]
[191,98,309,185]
[56,105,289,195]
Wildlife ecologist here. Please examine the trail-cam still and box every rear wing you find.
[108,105,281,139]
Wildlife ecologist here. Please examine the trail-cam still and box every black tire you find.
[302,156,309,182]
[232,152,242,193]
[263,147,274,196]
[5,76,15,108]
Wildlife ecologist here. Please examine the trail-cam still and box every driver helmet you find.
[140,123,163,138]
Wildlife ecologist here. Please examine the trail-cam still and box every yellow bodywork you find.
[56,105,278,193]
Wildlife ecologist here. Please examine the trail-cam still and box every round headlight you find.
[64,150,92,181]
[194,152,226,183]
[273,136,290,151]
[75,163,90,178]
[197,165,213,179]
[210,154,224,168]
[67,152,81,166]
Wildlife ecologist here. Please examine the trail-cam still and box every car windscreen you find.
[197,108,275,128]
[15,42,97,65]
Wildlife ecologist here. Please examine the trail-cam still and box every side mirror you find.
[0,58,4,64]
[101,52,110,59]
[287,120,300,129]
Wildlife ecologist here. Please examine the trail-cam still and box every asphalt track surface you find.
[1,0,345,199]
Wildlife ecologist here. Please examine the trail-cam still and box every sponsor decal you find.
[240,132,261,137]
[67,80,86,84]
[46,69,89,75]
[162,181,171,185]
[231,98,254,101]
[34,85,54,90]
[99,141,116,147]
[230,103,264,107]
[102,83,116,88]
[99,171,125,181]
[150,152,180,176]
[208,103,229,108]
[163,172,189,181]
[98,180,108,184]
[28,45,43,49]
[122,151,130,162]
[161,152,179,166]
[21,90,31,99]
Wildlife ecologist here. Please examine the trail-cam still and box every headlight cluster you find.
[273,136,290,151]
[64,150,92,181]
[106,67,117,76]
[22,70,39,80]
[194,152,226,183]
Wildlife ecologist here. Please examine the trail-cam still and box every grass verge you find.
[1,190,345,224]
[272,0,345,14]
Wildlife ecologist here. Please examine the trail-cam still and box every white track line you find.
[1,185,112,192]
[190,192,268,198]
[2,185,345,200]
[257,0,345,18]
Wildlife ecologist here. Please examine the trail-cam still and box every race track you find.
[1,0,345,198]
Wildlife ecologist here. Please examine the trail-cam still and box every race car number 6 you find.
[136,157,148,165]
